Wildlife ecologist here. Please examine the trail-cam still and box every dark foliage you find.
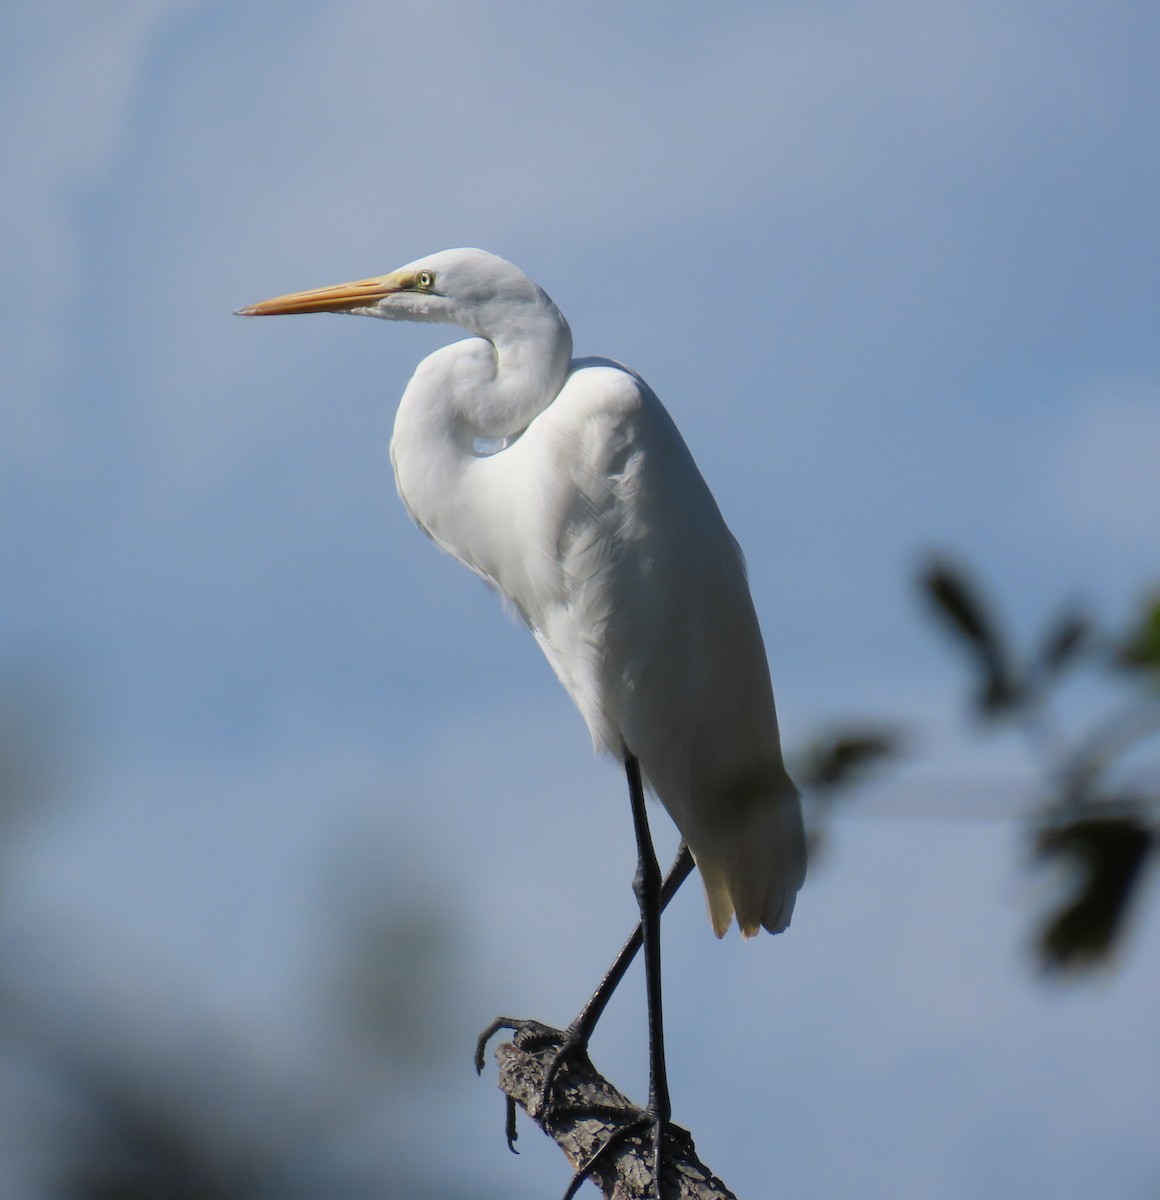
[919,556,1159,973]
[1034,816,1155,972]
[797,730,902,793]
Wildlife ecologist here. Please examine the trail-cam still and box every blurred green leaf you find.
[1035,609,1091,679]
[1115,592,1160,681]
[919,559,1022,716]
[921,560,996,648]
[1034,815,1155,973]
[798,730,903,792]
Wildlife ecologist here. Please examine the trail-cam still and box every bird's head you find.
[236,248,556,339]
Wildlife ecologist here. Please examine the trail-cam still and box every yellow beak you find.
[235,272,404,316]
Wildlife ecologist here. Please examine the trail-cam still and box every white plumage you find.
[239,248,805,937]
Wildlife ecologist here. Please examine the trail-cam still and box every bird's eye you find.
[416,271,435,289]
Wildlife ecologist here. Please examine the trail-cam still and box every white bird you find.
[238,248,805,1194]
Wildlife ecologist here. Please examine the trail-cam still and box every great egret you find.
[238,248,805,1196]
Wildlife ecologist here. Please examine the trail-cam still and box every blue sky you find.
[3,2,1159,1196]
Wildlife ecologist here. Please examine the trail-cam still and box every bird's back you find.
[486,359,805,937]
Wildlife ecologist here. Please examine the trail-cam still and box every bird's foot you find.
[476,1017,592,1150]
[476,1017,685,1199]
[475,1017,528,1152]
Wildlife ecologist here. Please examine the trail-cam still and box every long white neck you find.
[459,296,573,439]
[389,291,573,562]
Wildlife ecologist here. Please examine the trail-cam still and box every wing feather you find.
[508,361,805,935]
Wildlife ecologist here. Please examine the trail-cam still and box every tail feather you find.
[697,857,738,939]
[689,774,806,939]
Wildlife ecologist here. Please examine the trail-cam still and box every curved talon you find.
[476,1018,528,1155]
[475,1016,520,1074]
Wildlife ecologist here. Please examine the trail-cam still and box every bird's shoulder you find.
[526,357,712,588]
[534,356,684,473]
[555,356,654,420]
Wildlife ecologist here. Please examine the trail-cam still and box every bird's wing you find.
[463,359,805,936]
[530,361,805,936]
[487,360,650,756]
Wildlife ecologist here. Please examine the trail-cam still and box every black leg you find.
[475,843,694,1095]
[569,839,693,1043]
[625,753,670,1193]
[476,758,693,1197]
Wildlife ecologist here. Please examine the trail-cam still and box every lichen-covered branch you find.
[485,1019,737,1200]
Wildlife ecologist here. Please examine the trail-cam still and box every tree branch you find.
[486,1018,737,1200]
